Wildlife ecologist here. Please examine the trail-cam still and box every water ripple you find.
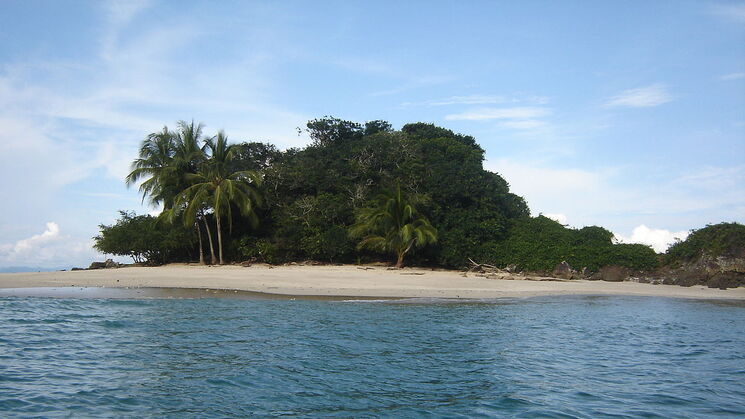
[0,295,744,417]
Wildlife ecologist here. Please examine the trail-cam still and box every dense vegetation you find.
[350,186,438,268]
[490,216,658,271]
[95,117,666,272]
[94,211,195,264]
[664,223,745,266]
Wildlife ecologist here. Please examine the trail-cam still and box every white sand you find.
[1,264,743,300]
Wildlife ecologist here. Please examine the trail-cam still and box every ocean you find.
[1,290,744,417]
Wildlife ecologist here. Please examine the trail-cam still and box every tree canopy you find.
[97,117,670,273]
[665,222,745,266]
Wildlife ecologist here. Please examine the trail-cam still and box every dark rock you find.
[587,271,603,281]
[104,259,120,269]
[707,272,745,290]
[670,267,707,287]
[88,261,107,270]
[71,267,84,271]
[552,261,576,279]
[600,265,628,282]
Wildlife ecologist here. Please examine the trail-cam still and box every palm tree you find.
[126,121,215,265]
[170,120,219,264]
[176,131,263,265]
[125,126,177,207]
[350,185,437,268]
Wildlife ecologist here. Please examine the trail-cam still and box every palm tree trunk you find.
[216,215,224,265]
[195,220,205,265]
[202,213,217,265]
[395,252,405,269]
[395,241,415,269]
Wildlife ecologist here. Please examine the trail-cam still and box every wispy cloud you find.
[370,75,453,97]
[101,0,153,60]
[605,84,673,108]
[498,119,549,130]
[445,106,551,121]
[710,3,745,23]
[719,72,745,81]
[401,94,549,107]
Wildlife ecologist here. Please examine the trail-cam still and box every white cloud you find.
[614,225,689,253]
[7,222,61,255]
[0,222,107,268]
[485,159,745,238]
[445,107,551,121]
[605,84,673,108]
[719,72,745,81]
[543,213,568,225]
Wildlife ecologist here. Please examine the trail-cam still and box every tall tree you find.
[125,126,176,207]
[176,131,264,264]
[125,121,215,264]
[350,185,437,268]
[170,120,218,264]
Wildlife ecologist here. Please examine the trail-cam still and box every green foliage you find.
[236,237,279,264]
[93,211,195,264]
[665,222,745,265]
[115,116,682,273]
[128,125,264,265]
[350,186,437,268]
[490,216,658,272]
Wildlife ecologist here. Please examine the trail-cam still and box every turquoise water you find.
[1,293,744,418]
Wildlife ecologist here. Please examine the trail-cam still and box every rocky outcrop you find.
[552,261,576,279]
[599,265,628,282]
[88,259,122,270]
[651,256,745,289]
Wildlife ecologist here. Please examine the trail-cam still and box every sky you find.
[0,0,743,268]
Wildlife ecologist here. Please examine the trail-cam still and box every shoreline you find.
[1,264,744,300]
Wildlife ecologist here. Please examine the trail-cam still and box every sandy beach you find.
[0,264,743,300]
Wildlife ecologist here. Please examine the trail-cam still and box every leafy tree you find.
[176,131,263,264]
[125,121,214,264]
[125,126,177,207]
[665,222,745,266]
[116,116,665,273]
[93,211,194,264]
[491,216,658,272]
[350,186,437,268]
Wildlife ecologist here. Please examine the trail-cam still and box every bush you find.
[93,211,195,264]
[236,237,279,264]
[490,216,659,272]
[665,222,745,265]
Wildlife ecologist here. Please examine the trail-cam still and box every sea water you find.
[1,292,744,417]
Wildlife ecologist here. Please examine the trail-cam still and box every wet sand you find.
[1,264,743,300]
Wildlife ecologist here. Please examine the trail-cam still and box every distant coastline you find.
[0,266,65,274]
[1,264,743,300]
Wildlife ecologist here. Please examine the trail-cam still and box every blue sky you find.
[0,0,743,268]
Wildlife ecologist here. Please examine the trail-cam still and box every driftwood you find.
[463,258,515,279]
[466,258,502,274]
